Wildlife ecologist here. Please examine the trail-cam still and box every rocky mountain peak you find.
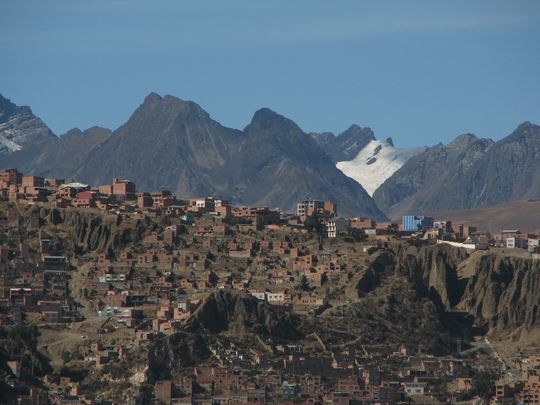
[516,121,534,131]
[312,124,377,163]
[340,124,374,139]
[248,107,300,133]
[143,92,162,103]
[0,94,56,155]
[346,123,362,131]
[503,121,540,144]
[448,133,478,147]
[446,133,496,155]
[16,105,33,115]
[0,94,17,123]
[373,121,540,217]
[138,92,210,122]
[62,127,83,136]
[61,126,111,141]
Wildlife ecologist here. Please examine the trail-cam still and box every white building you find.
[506,236,528,249]
[528,237,540,252]
[326,217,348,238]
[404,382,426,396]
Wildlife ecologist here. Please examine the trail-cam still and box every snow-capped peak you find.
[0,132,22,153]
[336,138,426,196]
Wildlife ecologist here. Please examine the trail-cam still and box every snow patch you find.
[337,139,425,196]
[0,133,22,153]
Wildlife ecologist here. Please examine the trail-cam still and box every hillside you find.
[2,203,539,402]
[426,199,540,233]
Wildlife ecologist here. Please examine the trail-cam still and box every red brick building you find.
[22,175,45,188]
[0,168,22,185]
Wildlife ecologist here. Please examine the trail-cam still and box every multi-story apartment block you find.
[189,197,216,213]
[22,175,45,188]
[326,217,348,238]
[112,178,136,198]
[350,217,376,229]
[0,168,22,185]
[297,200,337,221]
[434,220,452,233]
[402,215,434,232]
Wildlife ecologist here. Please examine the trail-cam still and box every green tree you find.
[256,215,265,231]
[471,370,497,401]
[299,275,310,291]
[304,212,320,233]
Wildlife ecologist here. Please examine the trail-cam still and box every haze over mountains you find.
[1,91,539,221]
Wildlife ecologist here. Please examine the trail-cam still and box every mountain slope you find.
[310,124,375,163]
[336,138,426,196]
[0,94,56,154]
[5,93,385,219]
[374,122,540,218]
[472,122,540,204]
[207,108,386,218]
[73,93,242,195]
[373,133,495,218]
[0,126,112,178]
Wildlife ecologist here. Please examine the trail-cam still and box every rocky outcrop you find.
[340,242,539,353]
[370,243,540,341]
[459,254,540,333]
[147,332,211,381]
[184,289,303,340]
[339,255,455,355]
[0,94,56,154]
[147,289,303,382]
[43,208,147,255]
[310,124,376,163]
[391,243,469,310]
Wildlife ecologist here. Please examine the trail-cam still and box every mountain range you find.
[0,93,385,219]
[373,122,540,219]
[0,95,56,154]
[309,124,376,163]
[1,91,539,221]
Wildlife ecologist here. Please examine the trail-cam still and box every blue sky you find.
[1,0,539,147]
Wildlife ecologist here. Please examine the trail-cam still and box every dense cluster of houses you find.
[490,355,540,405]
[402,214,540,257]
[147,349,540,405]
[149,346,497,405]
[1,167,539,404]
[0,226,80,326]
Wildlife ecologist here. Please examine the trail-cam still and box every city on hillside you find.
[0,167,538,404]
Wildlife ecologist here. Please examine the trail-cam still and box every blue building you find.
[402,215,434,232]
